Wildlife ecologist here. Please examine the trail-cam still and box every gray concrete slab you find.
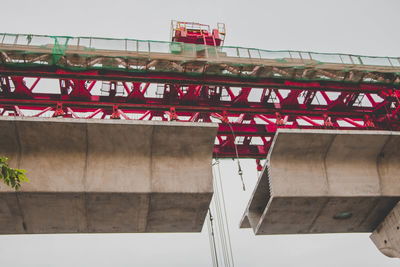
[370,202,400,257]
[0,117,218,234]
[241,129,400,235]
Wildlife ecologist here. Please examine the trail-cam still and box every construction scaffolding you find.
[0,33,399,86]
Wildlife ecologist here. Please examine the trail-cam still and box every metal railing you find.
[1,33,399,67]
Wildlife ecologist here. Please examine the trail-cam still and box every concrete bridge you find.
[241,129,400,257]
[0,117,217,233]
[1,117,400,258]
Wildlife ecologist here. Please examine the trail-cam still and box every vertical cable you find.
[227,123,246,191]
[207,210,219,267]
[217,161,235,266]
[213,165,230,266]
[209,159,236,267]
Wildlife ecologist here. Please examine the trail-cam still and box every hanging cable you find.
[227,123,246,191]
[216,160,235,266]
[207,159,235,267]
[211,112,246,191]
[207,208,219,267]
[212,164,230,266]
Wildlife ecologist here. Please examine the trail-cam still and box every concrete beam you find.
[370,202,400,257]
[0,117,218,234]
[241,129,400,235]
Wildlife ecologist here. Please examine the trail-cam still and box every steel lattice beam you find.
[1,75,399,158]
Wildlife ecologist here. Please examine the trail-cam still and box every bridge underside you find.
[0,117,217,233]
[241,129,400,235]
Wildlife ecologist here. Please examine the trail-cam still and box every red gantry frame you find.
[1,69,400,159]
[1,21,400,159]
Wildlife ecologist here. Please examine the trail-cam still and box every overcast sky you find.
[0,0,400,266]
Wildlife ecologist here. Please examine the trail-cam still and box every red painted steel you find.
[171,21,225,46]
[0,74,399,158]
[0,22,398,158]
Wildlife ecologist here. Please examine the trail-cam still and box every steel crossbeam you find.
[0,75,399,158]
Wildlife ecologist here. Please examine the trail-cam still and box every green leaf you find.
[0,157,29,190]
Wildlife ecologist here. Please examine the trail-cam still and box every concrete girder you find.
[240,129,400,235]
[370,202,400,257]
[0,117,218,234]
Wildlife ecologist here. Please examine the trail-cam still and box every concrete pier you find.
[240,129,400,235]
[0,117,218,234]
[370,202,400,257]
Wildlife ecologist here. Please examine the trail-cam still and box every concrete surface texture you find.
[0,117,218,234]
[240,129,400,235]
[370,202,400,257]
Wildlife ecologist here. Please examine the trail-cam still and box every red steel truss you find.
[1,70,400,159]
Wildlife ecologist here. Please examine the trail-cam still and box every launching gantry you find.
[0,21,400,257]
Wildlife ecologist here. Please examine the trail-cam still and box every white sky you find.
[0,0,399,266]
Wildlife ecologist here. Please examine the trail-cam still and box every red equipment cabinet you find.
[171,20,226,46]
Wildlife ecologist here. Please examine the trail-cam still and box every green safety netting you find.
[0,33,399,84]
[51,36,70,64]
